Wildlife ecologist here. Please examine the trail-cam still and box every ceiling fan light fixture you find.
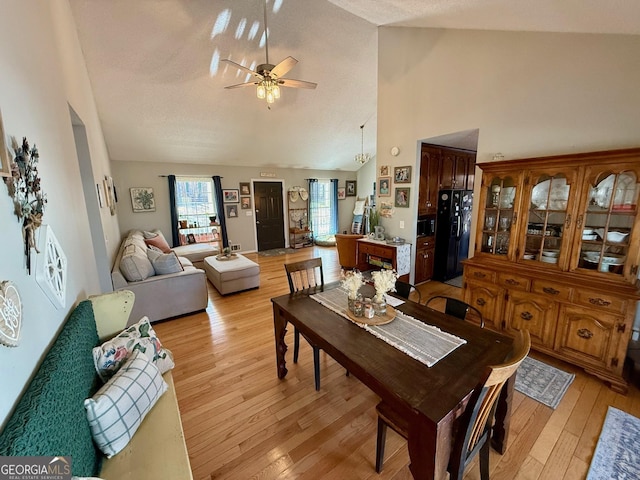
[273,84,280,99]
[256,84,266,99]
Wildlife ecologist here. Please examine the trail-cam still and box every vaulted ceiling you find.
[69,0,640,171]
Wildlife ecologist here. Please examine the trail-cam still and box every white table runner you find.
[311,288,466,367]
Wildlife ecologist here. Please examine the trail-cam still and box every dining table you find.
[271,283,514,480]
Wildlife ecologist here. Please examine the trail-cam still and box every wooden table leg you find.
[491,372,514,453]
[407,414,452,480]
[273,304,288,379]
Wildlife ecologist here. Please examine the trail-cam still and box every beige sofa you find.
[111,229,208,323]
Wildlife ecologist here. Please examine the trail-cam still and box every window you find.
[176,177,218,245]
[309,179,337,237]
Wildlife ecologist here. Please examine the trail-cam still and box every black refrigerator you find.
[433,189,473,281]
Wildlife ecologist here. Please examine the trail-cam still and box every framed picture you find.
[130,187,156,212]
[394,187,410,208]
[239,182,251,195]
[394,166,412,183]
[379,165,389,177]
[0,109,10,177]
[96,183,104,208]
[241,196,251,209]
[226,204,238,218]
[337,187,346,200]
[378,177,391,197]
[186,233,196,244]
[104,176,116,216]
[223,189,239,203]
[346,180,357,197]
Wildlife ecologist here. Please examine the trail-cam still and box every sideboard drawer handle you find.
[577,328,593,339]
[589,297,611,307]
[505,279,520,286]
[520,311,533,321]
[473,272,487,279]
[476,298,486,307]
[542,287,560,295]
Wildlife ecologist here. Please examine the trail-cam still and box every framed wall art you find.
[378,177,391,197]
[379,165,389,177]
[0,109,10,177]
[394,166,412,183]
[241,197,251,209]
[239,182,251,195]
[346,180,357,197]
[226,204,238,218]
[130,187,156,212]
[223,189,239,203]
[337,187,346,200]
[394,187,410,208]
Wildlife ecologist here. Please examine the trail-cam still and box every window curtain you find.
[168,175,179,247]
[330,178,339,234]
[307,178,319,241]
[212,176,229,248]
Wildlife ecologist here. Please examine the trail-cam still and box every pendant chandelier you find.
[355,124,370,165]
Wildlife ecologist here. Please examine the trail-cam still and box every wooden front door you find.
[254,181,285,251]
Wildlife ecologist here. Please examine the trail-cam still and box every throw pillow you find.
[146,249,184,275]
[93,316,175,382]
[119,244,155,282]
[84,351,168,458]
[144,234,171,253]
[147,244,163,253]
[142,231,158,239]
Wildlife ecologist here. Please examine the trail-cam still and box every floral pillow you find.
[92,316,175,382]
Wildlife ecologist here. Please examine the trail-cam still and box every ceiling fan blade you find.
[278,78,318,89]
[270,56,298,78]
[224,81,259,89]
[222,59,262,78]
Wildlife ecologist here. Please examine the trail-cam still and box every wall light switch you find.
[246,210,252,216]
[399,220,405,229]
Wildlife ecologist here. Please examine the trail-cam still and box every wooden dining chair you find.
[394,280,422,304]
[425,295,484,328]
[284,258,324,391]
[375,329,531,479]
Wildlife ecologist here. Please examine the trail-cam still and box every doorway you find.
[254,181,286,251]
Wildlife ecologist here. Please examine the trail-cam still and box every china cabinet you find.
[463,148,640,393]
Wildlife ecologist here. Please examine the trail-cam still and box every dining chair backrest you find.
[394,280,422,304]
[285,257,324,293]
[425,295,484,328]
[449,329,530,479]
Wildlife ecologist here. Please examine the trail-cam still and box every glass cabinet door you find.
[578,170,639,277]
[481,176,518,257]
[523,174,573,267]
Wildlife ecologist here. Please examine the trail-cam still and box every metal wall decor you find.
[0,280,22,347]
[4,137,47,273]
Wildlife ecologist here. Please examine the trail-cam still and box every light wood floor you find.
[153,246,640,480]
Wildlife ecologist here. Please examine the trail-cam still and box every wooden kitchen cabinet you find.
[463,148,640,393]
[414,235,435,283]
[418,146,441,216]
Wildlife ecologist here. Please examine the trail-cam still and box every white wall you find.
[377,27,640,248]
[0,1,117,428]
[112,161,358,249]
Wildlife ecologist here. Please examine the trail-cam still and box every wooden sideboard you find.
[356,238,411,282]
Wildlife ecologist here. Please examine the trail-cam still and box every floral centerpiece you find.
[341,269,364,300]
[371,269,398,315]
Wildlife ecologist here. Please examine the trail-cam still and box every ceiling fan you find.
[222,0,317,106]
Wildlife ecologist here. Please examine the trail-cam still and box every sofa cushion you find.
[119,243,155,282]
[144,232,171,253]
[147,249,184,275]
[84,351,168,458]
[93,316,175,383]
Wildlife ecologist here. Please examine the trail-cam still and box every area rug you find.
[587,406,640,479]
[444,275,463,288]
[515,356,574,409]
[258,248,297,257]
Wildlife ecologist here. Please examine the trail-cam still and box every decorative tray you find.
[346,305,396,326]
[215,253,237,261]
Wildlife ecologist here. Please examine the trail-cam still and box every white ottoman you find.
[203,254,260,295]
